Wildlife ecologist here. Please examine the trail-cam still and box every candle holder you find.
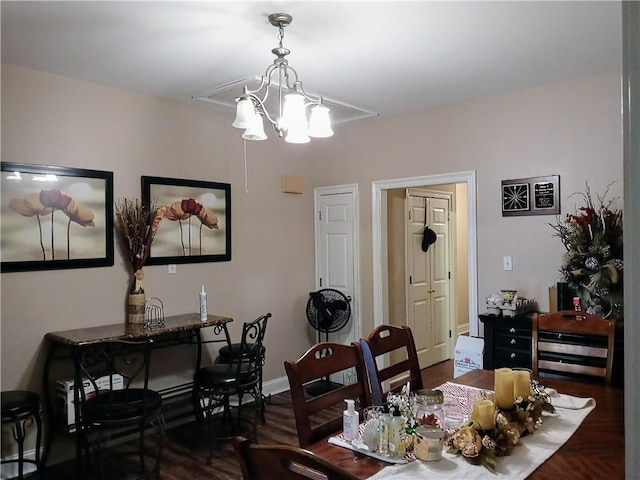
[446,378,555,473]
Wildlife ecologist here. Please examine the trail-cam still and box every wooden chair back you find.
[232,436,359,480]
[284,342,372,448]
[532,311,616,384]
[361,325,423,402]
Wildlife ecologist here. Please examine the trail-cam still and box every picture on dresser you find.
[142,176,231,264]
[1,162,114,273]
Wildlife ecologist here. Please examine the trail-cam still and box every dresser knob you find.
[509,327,516,333]
[510,339,516,345]
[557,333,563,340]
[510,353,516,359]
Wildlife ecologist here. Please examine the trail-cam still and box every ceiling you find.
[1,1,622,122]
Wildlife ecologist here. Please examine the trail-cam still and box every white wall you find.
[0,64,320,395]
[310,71,623,334]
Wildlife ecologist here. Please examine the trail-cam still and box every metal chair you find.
[284,342,372,448]
[232,436,359,480]
[1,390,43,479]
[217,313,271,420]
[74,338,165,479]
[532,311,616,385]
[360,324,423,404]
[193,320,265,464]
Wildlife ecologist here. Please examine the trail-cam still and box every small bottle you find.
[377,405,390,456]
[199,285,208,322]
[389,407,406,457]
[342,399,359,441]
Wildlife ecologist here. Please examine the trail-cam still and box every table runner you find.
[366,382,595,480]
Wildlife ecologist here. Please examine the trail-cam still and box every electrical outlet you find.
[167,264,177,274]
[503,256,513,271]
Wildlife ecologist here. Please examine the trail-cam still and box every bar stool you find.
[1,390,43,479]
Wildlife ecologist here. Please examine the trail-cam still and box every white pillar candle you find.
[513,370,531,400]
[475,399,496,430]
[494,367,514,409]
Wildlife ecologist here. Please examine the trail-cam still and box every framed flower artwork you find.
[141,176,231,264]
[1,162,114,272]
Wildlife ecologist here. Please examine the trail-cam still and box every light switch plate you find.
[503,256,513,271]
[168,264,177,274]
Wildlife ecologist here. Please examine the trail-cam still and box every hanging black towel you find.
[422,226,437,252]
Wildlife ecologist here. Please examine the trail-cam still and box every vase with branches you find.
[115,199,165,322]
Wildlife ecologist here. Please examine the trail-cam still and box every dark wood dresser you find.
[479,313,533,370]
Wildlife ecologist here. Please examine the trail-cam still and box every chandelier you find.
[232,13,333,144]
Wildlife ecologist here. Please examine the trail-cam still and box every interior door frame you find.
[372,171,479,338]
[314,183,361,342]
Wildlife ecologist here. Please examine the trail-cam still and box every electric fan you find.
[305,288,351,395]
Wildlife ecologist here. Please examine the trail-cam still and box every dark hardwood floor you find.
[45,360,455,480]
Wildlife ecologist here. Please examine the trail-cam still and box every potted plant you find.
[550,183,623,319]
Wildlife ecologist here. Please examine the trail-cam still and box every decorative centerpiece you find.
[114,198,165,323]
[550,182,623,318]
[446,368,554,472]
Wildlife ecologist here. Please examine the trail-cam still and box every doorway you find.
[372,172,479,358]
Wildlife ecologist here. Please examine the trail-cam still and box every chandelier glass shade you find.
[231,13,333,144]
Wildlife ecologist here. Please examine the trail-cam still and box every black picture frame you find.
[1,162,114,273]
[502,175,560,217]
[142,176,231,265]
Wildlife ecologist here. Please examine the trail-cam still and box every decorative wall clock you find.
[502,183,530,213]
[501,175,560,217]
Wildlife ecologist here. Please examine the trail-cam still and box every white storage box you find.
[453,335,484,378]
[57,374,124,431]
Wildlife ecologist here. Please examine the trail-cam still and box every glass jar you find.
[413,389,445,429]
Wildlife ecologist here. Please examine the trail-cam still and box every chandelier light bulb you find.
[233,96,257,129]
[308,105,333,138]
[242,111,267,141]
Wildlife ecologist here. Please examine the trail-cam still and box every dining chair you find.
[74,338,165,480]
[193,321,265,464]
[217,313,271,420]
[361,324,423,404]
[284,342,372,448]
[232,436,359,480]
[532,311,616,385]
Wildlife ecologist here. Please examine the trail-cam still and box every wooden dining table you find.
[307,369,625,479]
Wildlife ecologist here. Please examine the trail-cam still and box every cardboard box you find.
[453,335,484,378]
[57,374,124,431]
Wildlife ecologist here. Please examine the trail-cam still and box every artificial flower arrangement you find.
[114,198,165,294]
[550,182,623,317]
[446,380,554,472]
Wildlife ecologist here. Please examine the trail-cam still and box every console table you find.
[41,313,232,468]
[479,312,533,370]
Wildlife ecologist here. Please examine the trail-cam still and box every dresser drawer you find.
[493,323,531,337]
[495,348,532,369]
[495,332,531,350]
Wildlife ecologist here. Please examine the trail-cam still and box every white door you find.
[406,189,452,367]
[314,186,359,349]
